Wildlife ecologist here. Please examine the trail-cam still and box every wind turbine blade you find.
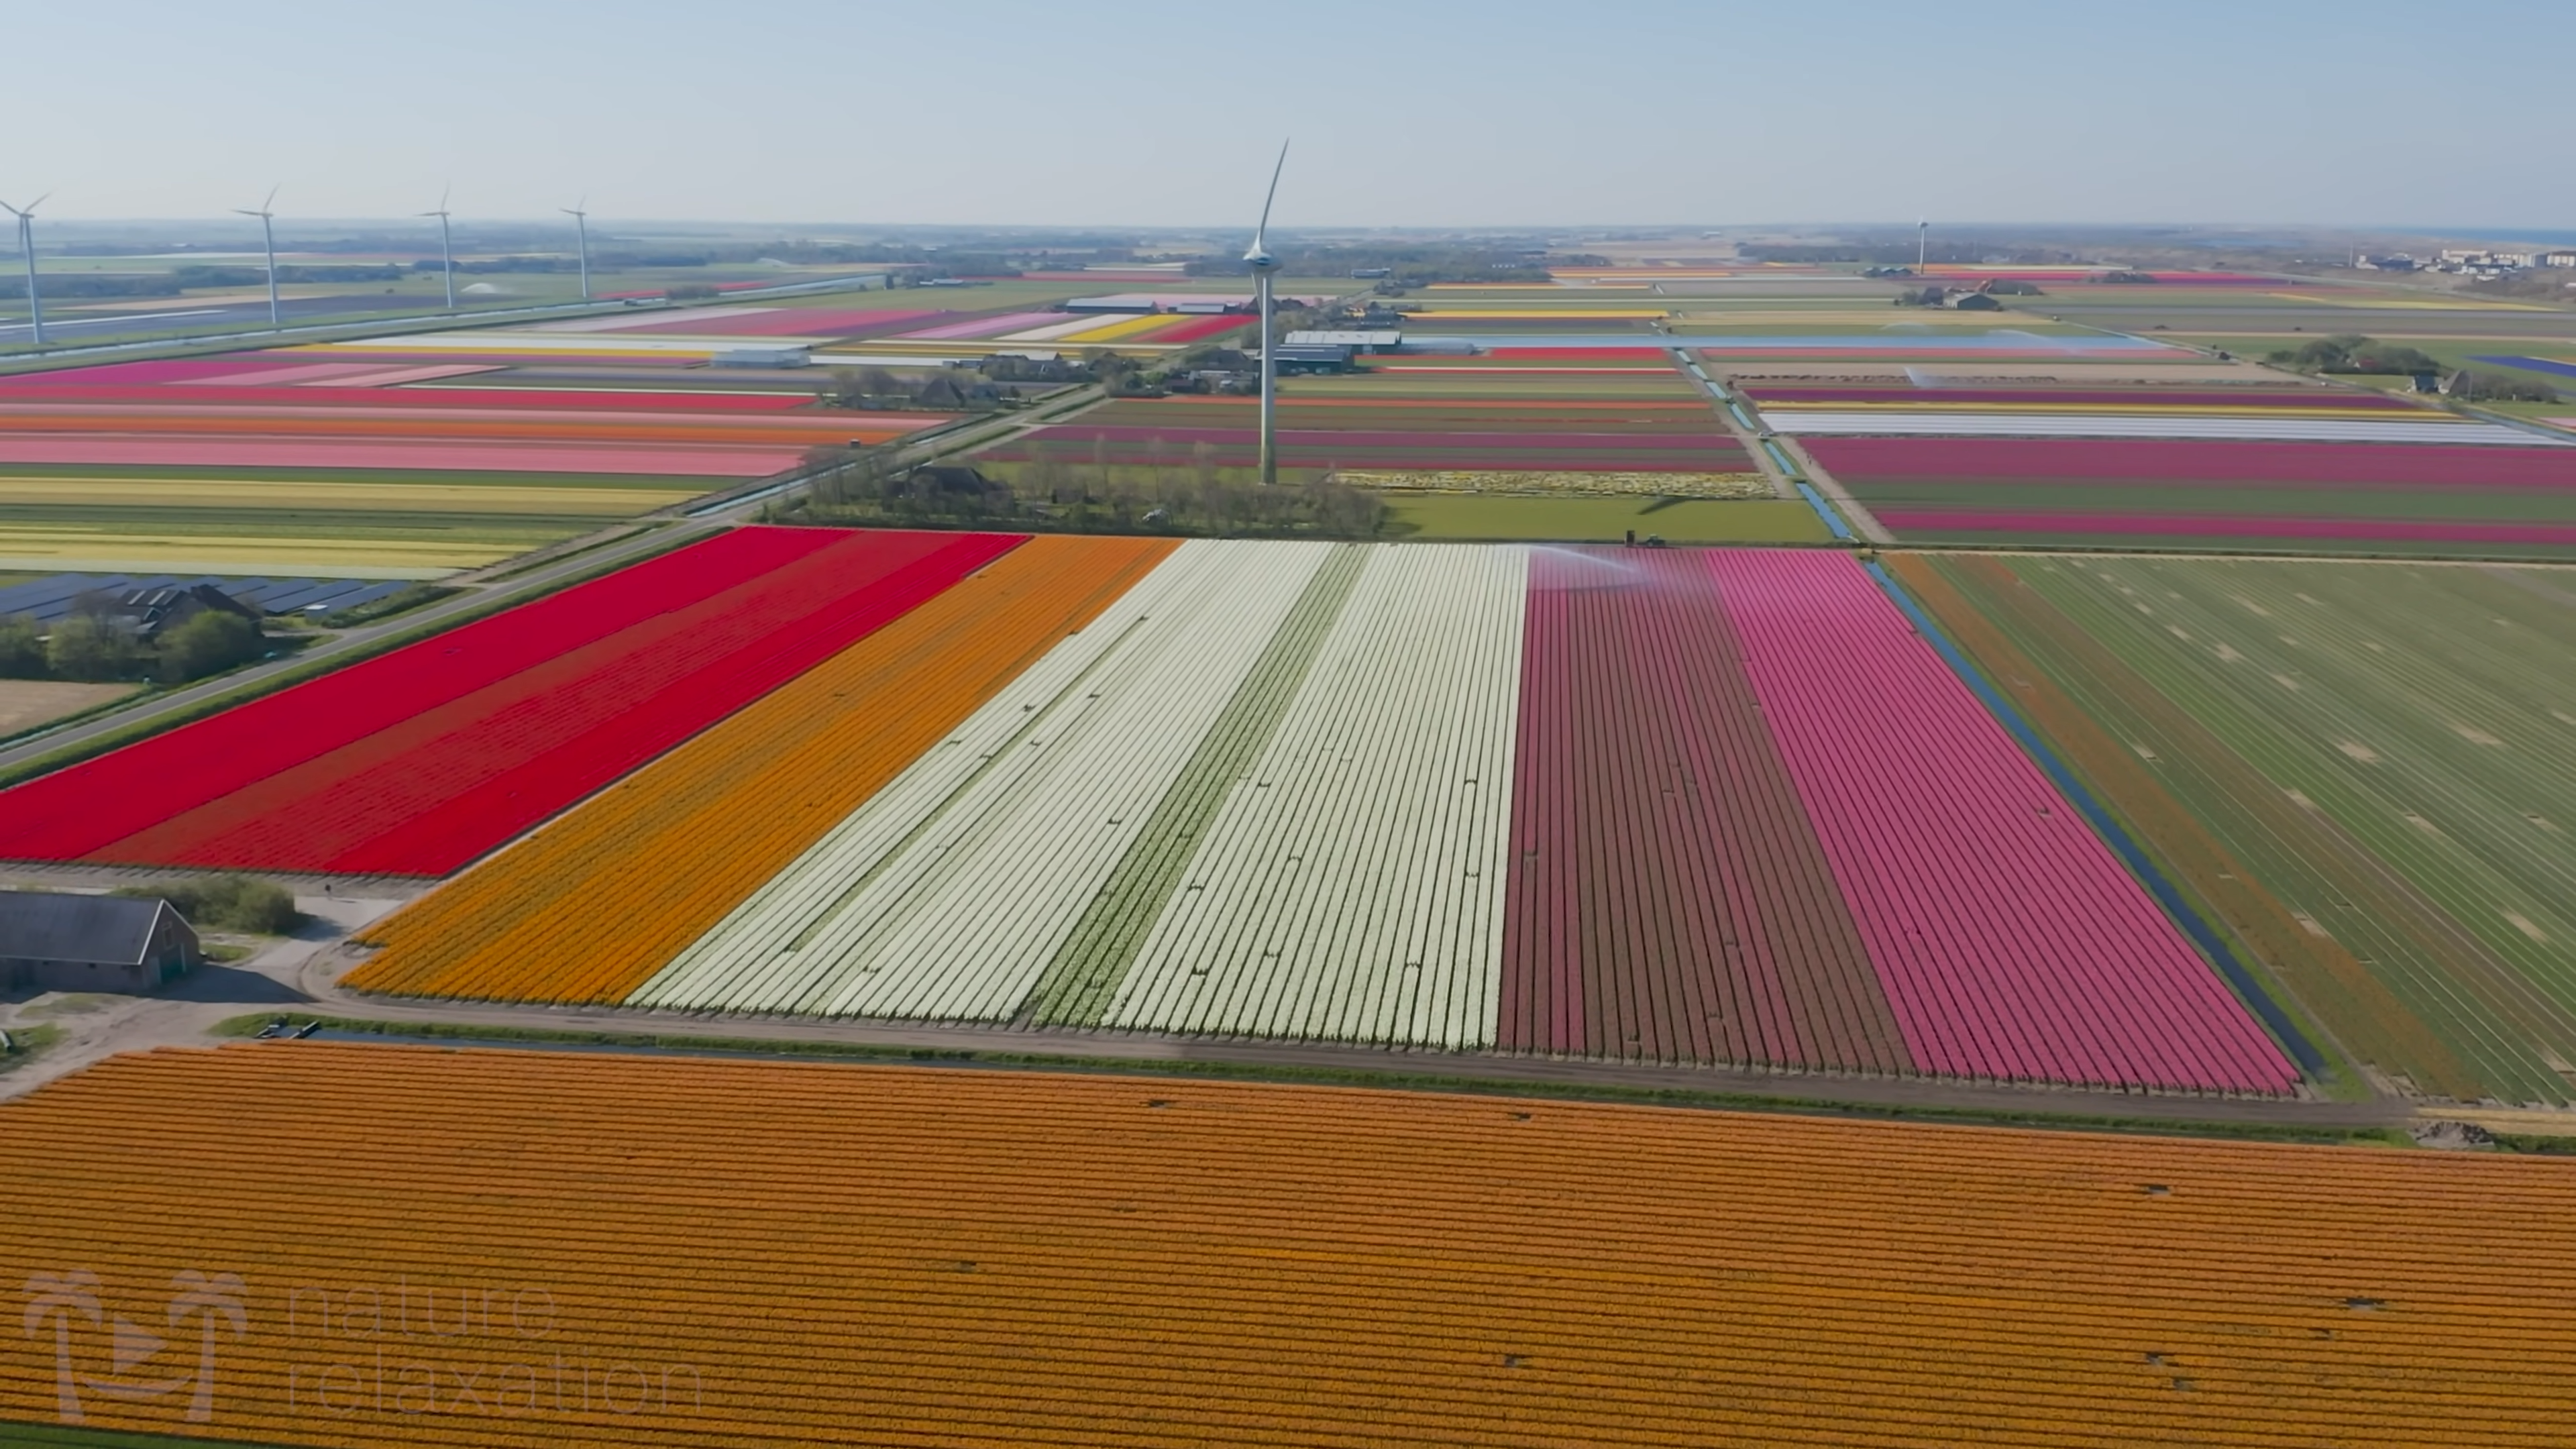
[24,194,46,213]
[263,185,279,213]
[1254,140,1289,240]
[438,184,449,213]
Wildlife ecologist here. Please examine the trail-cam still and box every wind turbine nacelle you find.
[1244,250,1279,272]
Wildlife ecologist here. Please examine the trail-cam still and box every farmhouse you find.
[0,890,201,994]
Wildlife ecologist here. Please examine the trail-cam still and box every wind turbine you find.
[0,194,47,347]
[1917,217,1929,272]
[235,188,282,329]
[562,199,591,301]
[1243,141,1288,487]
[421,187,455,312]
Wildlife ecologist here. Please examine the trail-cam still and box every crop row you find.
[1811,436,2576,486]
[1774,413,2534,445]
[345,536,1175,1000]
[1501,547,1908,1069]
[1713,551,2296,1093]
[1908,553,2576,1105]
[340,543,2298,1089]
[0,527,1020,875]
[631,541,1342,1022]
[1097,543,1525,1047]
[5,1044,2576,1447]
[1740,386,2420,411]
[0,528,839,857]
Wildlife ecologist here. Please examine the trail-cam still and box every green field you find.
[1382,494,1827,543]
[1904,551,2576,1106]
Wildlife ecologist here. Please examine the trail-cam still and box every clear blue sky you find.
[3,0,2545,229]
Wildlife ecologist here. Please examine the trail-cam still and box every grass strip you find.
[0,1022,62,1073]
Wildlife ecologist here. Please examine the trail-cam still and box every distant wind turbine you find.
[1917,217,1929,272]
[1243,141,1288,487]
[562,199,591,301]
[235,188,282,329]
[421,187,455,312]
[0,194,48,347]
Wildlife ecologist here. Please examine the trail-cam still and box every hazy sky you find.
[3,0,2548,231]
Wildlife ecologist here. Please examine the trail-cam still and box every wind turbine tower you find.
[1917,218,1929,272]
[1244,142,1289,487]
[0,195,46,347]
[236,189,282,329]
[563,201,592,301]
[422,189,455,312]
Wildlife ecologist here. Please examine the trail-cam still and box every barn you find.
[0,891,202,994]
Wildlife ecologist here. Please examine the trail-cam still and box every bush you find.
[2265,333,2442,376]
[2449,370,2559,404]
[156,610,264,683]
[114,876,303,934]
[44,614,143,682]
[0,615,44,678]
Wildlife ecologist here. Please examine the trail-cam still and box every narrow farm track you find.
[1,1044,2571,1448]
[1500,547,1904,1069]
[1917,553,2576,1105]
[1711,550,2297,1093]
[343,537,1176,1002]
[1104,545,1527,1049]
[632,541,1337,1020]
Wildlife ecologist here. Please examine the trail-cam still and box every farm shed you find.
[0,890,201,994]
[1272,343,1357,374]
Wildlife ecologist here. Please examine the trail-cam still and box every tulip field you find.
[1748,378,2544,445]
[330,537,2298,1093]
[0,338,955,575]
[978,394,1758,478]
[7,1043,2576,1448]
[1904,552,2576,1106]
[1807,436,2576,557]
[0,527,1022,875]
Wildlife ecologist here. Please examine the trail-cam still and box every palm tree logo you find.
[166,1271,248,1423]
[22,1269,103,1424]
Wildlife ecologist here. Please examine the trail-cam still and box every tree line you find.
[0,609,266,685]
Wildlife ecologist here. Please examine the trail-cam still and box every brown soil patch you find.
[0,680,138,733]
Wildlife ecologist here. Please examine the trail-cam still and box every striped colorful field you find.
[5,1043,2574,1448]
[347,540,2294,1093]
[0,527,1021,875]
[1811,436,2576,557]
[0,338,953,572]
[982,394,1754,476]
